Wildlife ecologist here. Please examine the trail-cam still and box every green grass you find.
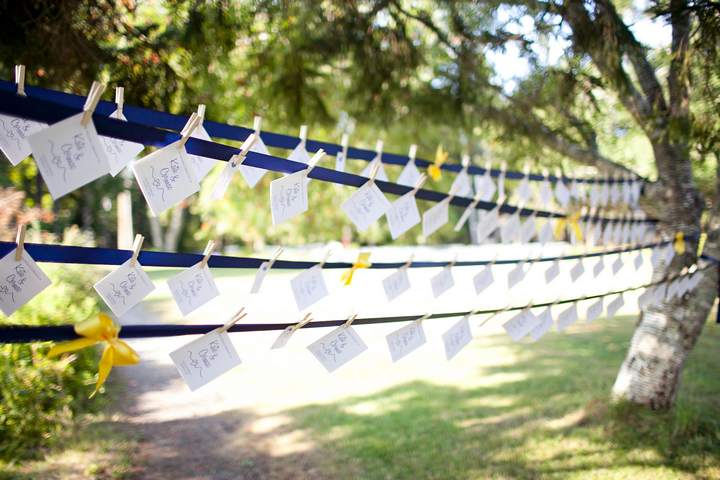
[283,317,720,479]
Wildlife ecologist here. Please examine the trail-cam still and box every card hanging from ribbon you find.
[0,65,47,166]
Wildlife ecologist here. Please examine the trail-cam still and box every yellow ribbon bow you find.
[554,212,584,242]
[674,232,685,255]
[428,144,448,181]
[340,252,372,286]
[48,313,140,397]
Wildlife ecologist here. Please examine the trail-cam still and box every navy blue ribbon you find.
[0,89,655,225]
[0,79,644,185]
[0,240,667,270]
[0,265,707,344]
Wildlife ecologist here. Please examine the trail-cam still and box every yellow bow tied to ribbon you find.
[428,144,448,181]
[674,232,686,255]
[340,252,372,286]
[48,313,140,397]
[554,212,584,242]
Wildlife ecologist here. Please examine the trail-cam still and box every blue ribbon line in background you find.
[0,89,655,225]
[0,264,708,344]
[0,240,668,270]
[0,79,643,184]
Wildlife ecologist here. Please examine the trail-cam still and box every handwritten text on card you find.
[170,330,241,391]
[0,249,51,316]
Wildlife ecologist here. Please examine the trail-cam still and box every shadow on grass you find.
[14,316,716,479]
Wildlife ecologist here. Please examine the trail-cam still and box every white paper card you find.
[168,263,220,316]
[94,259,155,317]
[612,255,624,275]
[341,181,391,231]
[554,180,570,207]
[476,172,496,201]
[0,249,51,316]
[556,303,579,331]
[516,177,532,203]
[606,295,624,317]
[290,265,329,311]
[529,308,554,341]
[170,330,241,391]
[396,161,421,187]
[539,180,553,206]
[539,221,554,244]
[133,142,199,215]
[360,159,388,182]
[271,327,295,349]
[634,251,644,270]
[545,260,560,284]
[238,136,269,188]
[27,113,110,199]
[451,170,472,198]
[473,266,494,295]
[187,125,217,181]
[101,110,145,176]
[442,316,472,360]
[270,170,308,225]
[386,191,421,239]
[520,216,536,243]
[211,161,237,200]
[593,257,605,277]
[476,208,500,243]
[288,143,310,165]
[0,113,46,165]
[386,321,426,362]
[383,267,411,301]
[503,309,540,341]
[507,262,526,288]
[586,298,604,322]
[250,261,271,294]
[307,325,368,373]
[430,266,454,298]
[570,260,585,282]
[500,213,521,244]
[422,200,449,237]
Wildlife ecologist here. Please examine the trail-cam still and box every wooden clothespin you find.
[461,153,471,171]
[15,223,26,261]
[178,112,201,149]
[15,65,26,97]
[343,312,358,329]
[217,307,248,333]
[298,125,308,147]
[416,313,432,323]
[81,81,106,126]
[340,133,350,158]
[408,144,417,164]
[318,249,332,268]
[229,132,257,167]
[267,247,284,270]
[403,253,414,270]
[368,160,382,183]
[411,173,427,195]
[306,149,326,177]
[522,162,530,176]
[291,312,313,332]
[375,139,384,161]
[115,87,124,116]
[196,104,206,121]
[200,240,216,267]
[447,254,458,269]
[129,234,144,267]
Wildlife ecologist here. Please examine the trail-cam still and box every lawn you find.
[279,316,720,479]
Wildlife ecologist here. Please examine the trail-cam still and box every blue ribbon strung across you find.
[0,240,667,270]
[2,265,708,344]
[0,79,643,185]
[0,89,655,225]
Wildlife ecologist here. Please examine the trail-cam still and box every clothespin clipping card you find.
[307,312,369,373]
[287,125,311,164]
[473,254,495,295]
[0,223,51,316]
[93,234,156,317]
[101,86,146,176]
[167,240,220,316]
[386,313,430,362]
[382,253,413,301]
[271,312,313,349]
[397,143,421,187]
[386,174,425,239]
[169,307,245,391]
[184,104,218,181]
[341,161,391,231]
[442,313,474,361]
[0,65,47,166]
[360,139,388,181]
[290,248,330,311]
[250,247,284,294]
[503,302,541,342]
[235,115,269,188]
[423,184,456,238]
[133,112,201,215]
[26,81,112,199]
[269,149,324,225]
[335,133,349,172]
[430,256,456,298]
[450,153,473,197]
[211,132,258,199]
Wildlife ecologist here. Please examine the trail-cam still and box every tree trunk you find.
[611,145,716,409]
